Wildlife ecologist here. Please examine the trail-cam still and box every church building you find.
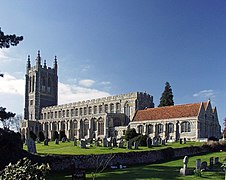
[20,52,221,141]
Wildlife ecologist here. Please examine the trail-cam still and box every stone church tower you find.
[24,51,58,122]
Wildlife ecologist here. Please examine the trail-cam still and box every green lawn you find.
[47,151,226,180]
[24,141,203,155]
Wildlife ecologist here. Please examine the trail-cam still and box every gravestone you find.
[196,159,201,171]
[44,139,48,146]
[62,137,66,142]
[214,157,219,164]
[80,140,86,148]
[161,139,166,145]
[27,138,36,153]
[200,161,207,171]
[37,137,41,143]
[103,138,108,147]
[179,139,183,144]
[134,141,139,150]
[107,137,112,148]
[95,140,100,147]
[183,138,187,144]
[147,137,152,148]
[159,138,162,145]
[209,157,214,169]
[127,140,132,149]
[112,137,117,147]
[74,139,77,146]
[54,138,59,144]
[119,140,124,148]
[180,156,189,176]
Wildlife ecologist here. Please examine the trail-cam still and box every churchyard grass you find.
[23,141,203,155]
[47,151,226,179]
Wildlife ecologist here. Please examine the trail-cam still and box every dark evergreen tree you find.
[0,107,16,130]
[125,128,138,141]
[52,131,59,141]
[159,82,174,107]
[59,130,66,140]
[0,28,23,48]
[38,131,45,142]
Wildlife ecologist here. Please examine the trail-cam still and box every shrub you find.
[0,157,50,179]
[52,131,59,141]
[59,130,66,140]
[208,136,219,141]
[132,134,148,146]
[38,131,45,142]
[30,131,37,141]
[125,128,138,141]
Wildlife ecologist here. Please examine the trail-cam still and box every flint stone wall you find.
[33,146,210,171]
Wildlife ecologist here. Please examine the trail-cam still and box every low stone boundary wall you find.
[32,146,210,171]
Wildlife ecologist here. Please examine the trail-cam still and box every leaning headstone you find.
[112,137,117,147]
[134,141,139,150]
[214,157,219,164]
[180,156,189,176]
[80,140,86,148]
[54,138,59,144]
[183,138,187,144]
[27,138,36,153]
[44,139,48,146]
[200,161,207,171]
[119,140,124,148]
[209,157,214,169]
[74,139,77,146]
[179,139,183,144]
[196,159,201,171]
[127,140,132,149]
[147,137,152,148]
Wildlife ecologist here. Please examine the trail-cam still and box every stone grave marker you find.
[200,161,207,171]
[119,139,124,148]
[159,138,162,145]
[127,140,132,149]
[179,139,183,144]
[214,157,219,164]
[107,137,112,148]
[44,139,48,146]
[54,138,59,144]
[62,137,66,142]
[161,139,166,145]
[134,141,139,150]
[180,156,189,176]
[74,138,77,146]
[209,157,214,169]
[80,140,86,148]
[27,138,36,153]
[183,138,187,144]
[112,137,117,147]
[196,159,201,171]
[147,137,152,148]
[37,137,41,143]
[103,138,108,147]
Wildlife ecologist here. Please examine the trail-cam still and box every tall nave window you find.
[181,121,191,132]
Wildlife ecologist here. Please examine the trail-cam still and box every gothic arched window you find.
[181,121,191,132]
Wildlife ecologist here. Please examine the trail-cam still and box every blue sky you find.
[0,1,226,127]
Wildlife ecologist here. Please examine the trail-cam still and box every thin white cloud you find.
[58,82,110,104]
[78,79,95,87]
[0,49,10,61]
[193,89,216,99]
[100,81,111,85]
[0,73,24,95]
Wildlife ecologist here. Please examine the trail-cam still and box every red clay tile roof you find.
[133,102,205,122]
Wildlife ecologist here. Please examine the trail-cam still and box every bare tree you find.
[91,154,115,180]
